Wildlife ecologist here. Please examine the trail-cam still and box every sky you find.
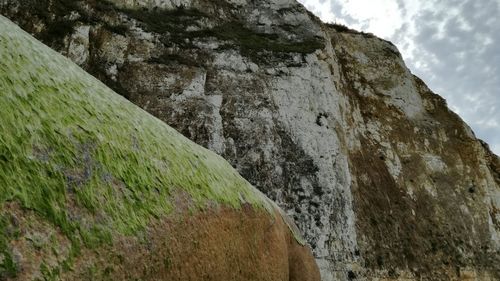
[299,0,500,155]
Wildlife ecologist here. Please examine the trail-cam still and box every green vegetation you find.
[30,0,121,43]
[120,6,324,56]
[123,6,209,34]
[0,215,18,278]
[326,22,375,38]
[0,15,301,268]
[38,262,60,281]
[31,0,85,38]
[23,0,323,64]
[326,22,350,32]
[210,22,324,54]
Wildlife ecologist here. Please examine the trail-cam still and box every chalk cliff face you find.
[1,0,499,280]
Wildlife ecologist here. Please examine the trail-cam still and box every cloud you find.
[299,0,500,155]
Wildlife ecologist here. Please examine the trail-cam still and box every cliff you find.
[0,16,319,280]
[1,0,499,280]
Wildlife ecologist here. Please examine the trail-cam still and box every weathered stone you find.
[1,0,498,280]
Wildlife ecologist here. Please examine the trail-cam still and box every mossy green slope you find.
[0,15,304,271]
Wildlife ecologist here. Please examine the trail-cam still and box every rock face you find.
[1,0,499,280]
[0,16,320,281]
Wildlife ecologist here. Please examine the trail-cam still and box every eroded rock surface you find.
[1,0,499,280]
[0,16,319,281]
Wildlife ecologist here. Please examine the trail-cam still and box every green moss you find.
[0,253,18,279]
[0,15,306,260]
[0,215,18,278]
[38,262,61,281]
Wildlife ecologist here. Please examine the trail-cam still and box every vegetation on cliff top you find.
[19,0,324,62]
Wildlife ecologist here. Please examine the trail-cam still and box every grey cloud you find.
[395,0,407,17]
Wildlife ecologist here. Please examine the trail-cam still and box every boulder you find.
[0,16,320,281]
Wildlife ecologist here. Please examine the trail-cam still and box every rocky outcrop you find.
[0,16,319,280]
[1,0,499,280]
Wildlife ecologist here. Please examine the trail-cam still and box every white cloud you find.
[298,0,406,38]
[298,0,336,23]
